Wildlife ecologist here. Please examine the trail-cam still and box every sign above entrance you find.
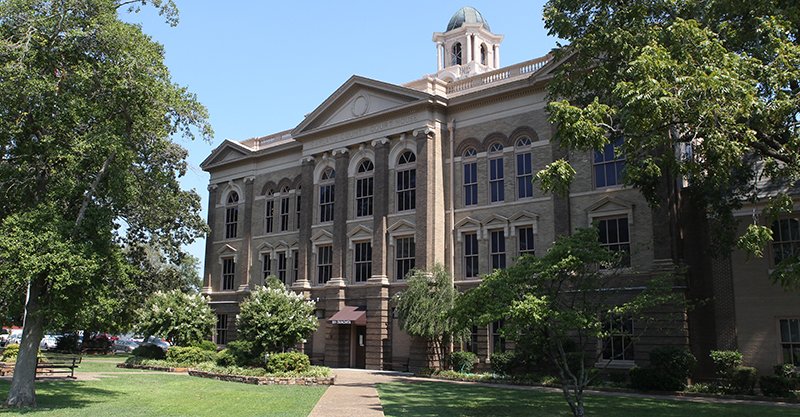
[328,305,367,326]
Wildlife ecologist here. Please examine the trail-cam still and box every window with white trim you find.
[317,245,333,284]
[463,148,478,206]
[491,320,506,354]
[463,232,479,279]
[222,258,235,291]
[355,160,374,218]
[597,216,631,267]
[490,230,506,270]
[452,42,462,65]
[225,191,239,239]
[292,249,299,283]
[277,252,288,284]
[602,315,635,361]
[216,314,228,345]
[280,193,290,232]
[779,318,800,366]
[772,218,800,265]
[265,191,274,234]
[517,226,535,257]
[262,253,271,281]
[594,137,625,188]
[395,236,415,280]
[488,143,504,203]
[354,241,372,283]
[515,137,533,199]
[319,169,335,223]
[396,151,416,212]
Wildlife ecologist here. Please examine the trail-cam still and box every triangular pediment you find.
[455,216,481,229]
[200,140,252,169]
[292,76,431,136]
[586,196,632,213]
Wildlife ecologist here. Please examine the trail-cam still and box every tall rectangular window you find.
[465,325,479,355]
[517,226,535,257]
[216,314,228,345]
[602,315,635,361]
[265,200,274,234]
[319,185,334,222]
[463,232,479,278]
[780,318,800,366]
[356,177,374,217]
[463,162,478,206]
[262,254,271,281]
[516,152,533,198]
[292,249,299,283]
[225,206,238,239]
[491,321,506,354]
[280,197,290,231]
[317,245,333,284]
[597,217,631,267]
[354,241,372,283]
[594,137,625,188]
[772,218,800,265]
[395,237,415,280]
[295,195,301,230]
[490,230,506,270]
[277,252,288,284]
[396,169,416,211]
[222,258,235,291]
[489,158,504,202]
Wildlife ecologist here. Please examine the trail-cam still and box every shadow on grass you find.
[376,381,794,417]
[0,380,119,414]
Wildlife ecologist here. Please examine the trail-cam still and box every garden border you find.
[188,369,334,386]
[116,363,188,372]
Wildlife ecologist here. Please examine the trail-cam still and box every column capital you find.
[207,183,219,191]
[300,156,316,165]
[413,126,435,139]
[371,137,390,147]
[243,176,255,184]
[332,148,349,157]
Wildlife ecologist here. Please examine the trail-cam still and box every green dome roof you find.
[446,6,490,31]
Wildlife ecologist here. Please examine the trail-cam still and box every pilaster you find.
[365,277,390,370]
[414,127,444,269]
[372,138,390,279]
[238,176,255,292]
[295,157,315,288]
[203,184,218,294]
[332,148,350,280]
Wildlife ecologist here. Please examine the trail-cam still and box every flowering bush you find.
[236,277,318,357]
[135,290,215,347]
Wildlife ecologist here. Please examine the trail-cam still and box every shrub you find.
[490,352,515,376]
[449,351,478,373]
[710,350,743,379]
[166,346,216,365]
[630,367,684,391]
[55,333,80,353]
[760,375,795,397]
[644,346,696,390]
[135,290,215,347]
[191,340,218,352]
[266,352,310,373]
[215,349,235,367]
[1,344,19,361]
[132,344,166,360]
[727,366,758,395]
[225,340,260,367]
[774,363,799,380]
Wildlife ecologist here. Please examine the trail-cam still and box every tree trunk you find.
[5,277,45,408]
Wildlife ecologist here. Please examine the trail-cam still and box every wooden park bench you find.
[36,354,81,379]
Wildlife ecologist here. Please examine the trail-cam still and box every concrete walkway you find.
[308,369,411,417]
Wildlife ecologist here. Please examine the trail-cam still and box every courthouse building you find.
[201,7,800,373]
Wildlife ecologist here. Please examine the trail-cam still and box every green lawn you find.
[377,381,798,417]
[0,356,327,417]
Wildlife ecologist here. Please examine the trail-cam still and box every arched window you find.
[480,44,487,65]
[396,151,416,212]
[279,186,291,232]
[319,168,335,222]
[355,159,374,217]
[225,191,239,239]
[515,137,534,199]
[463,148,478,206]
[452,42,462,65]
[265,188,274,234]
[488,143,504,202]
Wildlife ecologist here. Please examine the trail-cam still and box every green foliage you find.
[215,349,235,367]
[135,290,215,347]
[165,346,216,366]
[224,340,260,367]
[1,345,19,362]
[490,352,516,376]
[736,225,773,258]
[236,278,318,358]
[710,350,744,379]
[630,367,675,392]
[774,363,799,380]
[543,0,800,288]
[449,351,478,373]
[265,352,311,373]
[728,366,758,395]
[131,344,166,360]
[643,346,696,390]
[393,265,463,369]
[759,375,796,397]
[191,340,218,352]
[55,334,81,353]
[192,362,332,378]
[534,159,576,197]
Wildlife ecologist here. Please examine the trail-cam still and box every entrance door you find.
[354,326,366,368]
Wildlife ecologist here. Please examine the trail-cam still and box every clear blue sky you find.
[123,1,556,270]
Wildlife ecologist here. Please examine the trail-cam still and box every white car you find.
[39,335,58,350]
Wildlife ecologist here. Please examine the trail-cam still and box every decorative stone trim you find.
[187,369,335,386]
[116,363,188,372]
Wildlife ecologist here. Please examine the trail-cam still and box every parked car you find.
[6,333,21,345]
[144,336,170,351]
[0,330,8,347]
[111,338,140,354]
[39,335,58,350]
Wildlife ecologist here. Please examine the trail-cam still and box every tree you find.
[453,228,678,417]
[539,0,800,287]
[236,278,318,358]
[135,290,214,347]
[0,0,210,407]
[393,265,464,370]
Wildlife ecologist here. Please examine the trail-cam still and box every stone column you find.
[371,138,390,279]
[331,148,349,281]
[414,127,444,269]
[293,157,315,291]
[436,43,443,71]
[238,176,255,292]
[203,184,218,294]
[465,34,472,64]
[551,141,571,237]
[494,44,500,68]
[365,280,389,370]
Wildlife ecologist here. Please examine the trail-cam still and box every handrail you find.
[446,55,552,94]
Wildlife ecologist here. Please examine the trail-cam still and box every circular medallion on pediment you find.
[351,95,369,117]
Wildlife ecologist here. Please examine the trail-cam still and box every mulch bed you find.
[116,363,188,372]
[187,369,334,386]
